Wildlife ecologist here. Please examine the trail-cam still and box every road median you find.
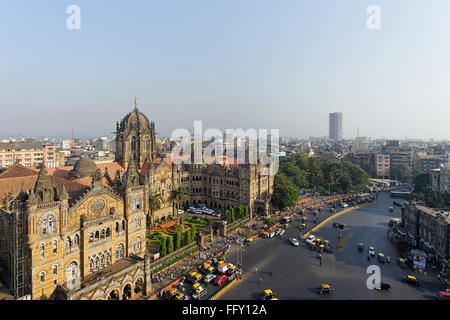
[303,202,372,238]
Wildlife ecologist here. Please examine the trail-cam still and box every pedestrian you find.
[255,267,258,274]
[259,277,262,285]
[438,273,440,280]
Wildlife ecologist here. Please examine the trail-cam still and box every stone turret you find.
[34,163,56,204]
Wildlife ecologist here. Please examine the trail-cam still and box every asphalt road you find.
[219,192,445,300]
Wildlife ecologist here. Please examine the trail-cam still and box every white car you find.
[290,238,299,246]
[340,203,348,208]
[177,209,185,215]
[306,235,316,244]
[368,247,375,256]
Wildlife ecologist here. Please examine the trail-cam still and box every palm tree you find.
[171,187,189,218]
[147,193,162,227]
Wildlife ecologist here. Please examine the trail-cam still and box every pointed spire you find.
[60,183,69,201]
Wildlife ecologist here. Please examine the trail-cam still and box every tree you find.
[391,164,412,181]
[280,162,308,189]
[160,235,167,257]
[272,184,299,211]
[174,231,182,250]
[171,187,189,216]
[413,172,429,194]
[167,235,174,254]
[148,193,162,226]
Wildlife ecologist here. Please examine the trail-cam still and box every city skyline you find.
[2,1,450,139]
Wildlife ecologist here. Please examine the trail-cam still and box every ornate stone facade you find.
[0,100,274,300]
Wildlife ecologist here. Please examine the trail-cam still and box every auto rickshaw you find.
[245,238,254,246]
[330,208,336,213]
[317,244,325,253]
[389,206,394,212]
[322,240,329,247]
[301,216,307,223]
[300,223,306,231]
[358,242,364,252]
[313,210,319,216]
[259,289,276,300]
[315,238,322,245]
[378,253,385,263]
[318,207,323,212]
[309,241,316,249]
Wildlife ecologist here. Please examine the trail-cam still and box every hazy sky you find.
[1,0,450,140]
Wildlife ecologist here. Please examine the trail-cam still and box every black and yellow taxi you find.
[259,289,276,300]
[316,284,334,294]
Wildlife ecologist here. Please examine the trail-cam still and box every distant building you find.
[388,146,414,170]
[419,155,448,173]
[386,140,399,148]
[430,163,450,194]
[329,112,343,140]
[0,140,60,169]
[352,137,369,152]
[375,153,390,179]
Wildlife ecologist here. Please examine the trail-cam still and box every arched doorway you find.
[257,207,265,216]
[108,289,120,300]
[134,278,144,295]
[122,284,132,300]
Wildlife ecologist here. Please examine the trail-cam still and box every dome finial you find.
[134,95,138,110]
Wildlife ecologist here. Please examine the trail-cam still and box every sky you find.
[1,0,450,140]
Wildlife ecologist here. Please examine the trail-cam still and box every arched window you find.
[40,243,45,259]
[122,220,126,231]
[39,213,57,235]
[89,258,94,272]
[106,227,111,239]
[52,265,58,276]
[74,234,79,246]
[89,232,94,243]
[39,272,46,284]
[134,216,141,229]
[66,237,72,248]
[100,229,105,240]
[116,243,124,260]
[52,240,58,254]
[133,237,142,254]
[116,222,120,234]
[95,231,99,241]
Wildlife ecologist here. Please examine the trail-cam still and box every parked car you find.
[203,273,217,284]
[340,203,348,208]
[191,282,207,300]
[368,247,375,256]
[214,275,228,286]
